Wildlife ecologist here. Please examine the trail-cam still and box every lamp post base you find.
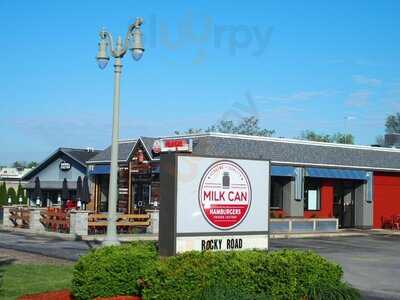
[102,237,121,246]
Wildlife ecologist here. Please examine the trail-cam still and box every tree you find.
[7,187,17,204]
[16,183,26,204]
[12,161,26,168]
[207,116,275,136]
[0,182,7,207]
[300,130,355,144]
[300,130,332,143]
[174,128,203,135]
[385,113,400,133]
[175,116,275,137]
[27,161,38,168]
[331,133,355,144]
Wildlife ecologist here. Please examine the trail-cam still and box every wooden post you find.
[94,177,98,213]
[128,161,132,214]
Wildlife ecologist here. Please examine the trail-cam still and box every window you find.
[304,179,320,211]
[270,177,287,209]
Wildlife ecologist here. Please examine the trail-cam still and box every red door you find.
[373,172,400,228]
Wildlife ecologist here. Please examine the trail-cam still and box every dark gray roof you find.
[61,148,100,165]
[87,140,136,163]
[22,148,100,181]
[163,133,400,171]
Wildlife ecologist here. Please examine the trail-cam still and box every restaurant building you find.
[22,147,100,205]
[86,137,160,213]
[87,133,400,229]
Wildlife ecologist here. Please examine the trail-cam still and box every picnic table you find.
[40,208,70,233]
[88,212,151,234]
[9,207,30,228]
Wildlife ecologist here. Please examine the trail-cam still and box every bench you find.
[40,208,70,233]
[88,213,151,234]
[9,207,30,228]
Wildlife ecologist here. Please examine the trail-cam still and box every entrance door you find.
[334,183,355,228]
[131,182,150,212]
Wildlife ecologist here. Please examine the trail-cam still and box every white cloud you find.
[346,91,371,107]
[258,90,336,102]
[289,91,333,100]
[352,75,382,87]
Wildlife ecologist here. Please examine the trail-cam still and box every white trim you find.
[125,140,138,161]
[119,139,137,143]
[138,137,154,161]
[271,160,400,172]
[87,160,126,164]
[160,132,400,153]
[127,137,156,162]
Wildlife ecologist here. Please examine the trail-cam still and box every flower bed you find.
[18,290,141,300]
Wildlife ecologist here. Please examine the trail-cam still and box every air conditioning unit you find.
[384,133,400,148]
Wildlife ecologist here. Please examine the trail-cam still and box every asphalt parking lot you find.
[0,231,399,299]
[271,234,400,299]
[0,231,93,261]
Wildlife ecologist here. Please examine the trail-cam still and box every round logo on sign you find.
[198,160,252,230]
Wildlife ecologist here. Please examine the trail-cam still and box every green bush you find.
[72,244,359,300]
[72,241,158,300]
[143,250,359,300]
[0,182,7,207]
[305,280,360,300]
[197,281,270,300]
[16,183,25,205]
[7,187,16,204]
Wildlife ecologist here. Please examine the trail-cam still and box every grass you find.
[0,263,73,300]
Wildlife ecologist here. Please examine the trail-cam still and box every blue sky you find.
[0,0,399,164]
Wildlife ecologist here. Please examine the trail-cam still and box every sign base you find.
[176,234,268,253]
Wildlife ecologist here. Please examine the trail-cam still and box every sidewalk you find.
[2,224,399,242]
[0,225,158,242]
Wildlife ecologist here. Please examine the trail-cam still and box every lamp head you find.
[96,30,110,69]
[129,18,145,61]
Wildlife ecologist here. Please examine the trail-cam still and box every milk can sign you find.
[199,161,252,230]
[159,153,270,256]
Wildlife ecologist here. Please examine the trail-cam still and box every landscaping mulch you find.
[17,289,141,300]
[17,289,72,300]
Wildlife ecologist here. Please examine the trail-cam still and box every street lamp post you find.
[96,18,144,246]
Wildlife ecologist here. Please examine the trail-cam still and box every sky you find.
[0,0,399,165]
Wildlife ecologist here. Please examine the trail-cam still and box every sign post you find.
[159,153,270,256]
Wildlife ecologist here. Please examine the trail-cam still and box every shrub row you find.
[0,182,27,206]
[72,242,158,300]
[72,242,360,300]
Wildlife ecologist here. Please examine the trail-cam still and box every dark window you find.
[304,179,321,211]
[270,177,286,209]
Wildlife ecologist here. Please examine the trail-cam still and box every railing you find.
[270,218,338,233]
[8,206,30,228]
[40,208,70,233]
[2,206,156,237]
[88,212,151,235]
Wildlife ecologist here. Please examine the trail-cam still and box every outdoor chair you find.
[392,215,400,230]
[381,216,393,229]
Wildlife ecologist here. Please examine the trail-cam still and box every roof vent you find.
[384,133,400,148]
